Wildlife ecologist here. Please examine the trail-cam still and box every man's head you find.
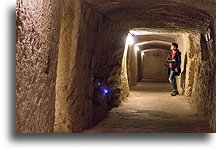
[171,43,178,51]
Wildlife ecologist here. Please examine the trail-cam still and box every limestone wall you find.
[54,0,81,133]
[211,20,216,132]
[120,38,130,100]
[54,0,128,132]
[184,34,198,97]
[16,0,129,133]
[185,23,215,132]
[16,0,214,133]
[127,45,138,86]
[142,50,169,81]
[175,33,189,94]
[107,30,129,107]
[16,0,62,133]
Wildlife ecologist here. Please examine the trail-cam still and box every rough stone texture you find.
[16,0,130,133]
[183,23,215,132]
[86,0,215,32]
[184,33,200,97]
[211,20,216,132]
[127,45,138,86]
[189,23,215,132]
[16,0,62,133]
[54,0,129,132]
[106,48,125,107]
[142,50,169,81]
[67,0,215,132]
[54,0,81,133]
[105,30,129,107]
[119,41,130,101]
[16,0,215,133]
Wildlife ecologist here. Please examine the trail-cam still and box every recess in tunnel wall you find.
[16,0,62,133]
[54,0,129,132]
[186,22,215,132]
[106,30,130,107]
[141,50,169,81]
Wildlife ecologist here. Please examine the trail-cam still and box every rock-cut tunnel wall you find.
[16,0,129,133]
[215,21,216,131]
[54,0,128,133]
[215,22,216,132]
[16,0,62,133]
[185,22,215,131]
[161,25,215,132]
[16,0,215,133]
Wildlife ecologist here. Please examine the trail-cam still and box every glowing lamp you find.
[126,33,134,45]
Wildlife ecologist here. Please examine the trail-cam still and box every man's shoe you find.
[171,91,179,96]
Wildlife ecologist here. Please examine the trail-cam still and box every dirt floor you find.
[83,82,211,133]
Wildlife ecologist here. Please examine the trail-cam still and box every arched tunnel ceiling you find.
[135,41,171,50]
[142,48,170,52]
[134,34,177,43]
[85,0,215,32]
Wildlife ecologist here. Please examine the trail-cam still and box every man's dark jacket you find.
[166,49,181,76]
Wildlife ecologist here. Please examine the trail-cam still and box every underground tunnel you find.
[16,0,215,133]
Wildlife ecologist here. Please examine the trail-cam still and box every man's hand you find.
[172,59,176,62]
[175,68,178,72]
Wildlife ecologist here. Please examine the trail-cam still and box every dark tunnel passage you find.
[16,0,215,133]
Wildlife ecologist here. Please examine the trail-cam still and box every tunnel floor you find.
[83,82,211,133]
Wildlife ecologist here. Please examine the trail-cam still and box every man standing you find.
[166,43,181,96]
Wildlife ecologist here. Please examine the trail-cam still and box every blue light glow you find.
[97,82,101,86]
[104,89,108,94]
[101,87,111,95]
